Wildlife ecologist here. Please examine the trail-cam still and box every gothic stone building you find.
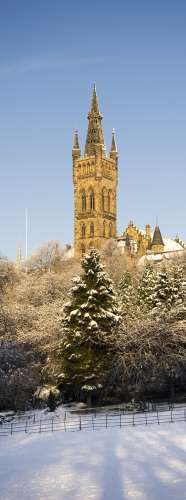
[70,84,185,262]
[72,84,118,259]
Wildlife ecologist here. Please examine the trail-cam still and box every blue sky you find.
[1,0,186,260]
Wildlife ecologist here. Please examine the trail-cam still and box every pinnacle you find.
[73,129,80,149]
[110,131,117,152]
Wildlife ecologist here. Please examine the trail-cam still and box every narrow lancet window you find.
[82,192,86,212]
[102,191,105,210]
[82,223,86,238]
[90,191,94,210]
[82,245,86,257]
[108,192,111,212]
[90,222,94,235]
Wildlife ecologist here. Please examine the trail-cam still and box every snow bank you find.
[0,422,186,499]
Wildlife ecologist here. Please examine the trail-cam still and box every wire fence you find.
[1,407,186,436]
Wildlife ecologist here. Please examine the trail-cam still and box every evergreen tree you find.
[47,390,57,412]
[137,264,157,311]
[60,249,119,406]
[155,265,186,311]
[118,270,135,315]
[155,267,174,310]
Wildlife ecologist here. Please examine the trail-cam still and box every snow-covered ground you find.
[1,421,186,499]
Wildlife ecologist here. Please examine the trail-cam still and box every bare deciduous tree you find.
[111,307,186,400]
[25,240,65,272]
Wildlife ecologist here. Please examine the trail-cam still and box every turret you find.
[151,223,164,253]
[72,129,81,178]
[110,130,118,165]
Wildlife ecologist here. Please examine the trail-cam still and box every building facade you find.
[72,84,118,258]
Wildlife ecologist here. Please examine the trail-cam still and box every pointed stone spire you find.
[84,83,106,157]
[110,129,118,163]
[72,128,81,170]
[151,223,164,253]
[73,128,80,149]
[110,129,117,152]
[16,239,22,269]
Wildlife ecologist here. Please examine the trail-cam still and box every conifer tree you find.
[60,249,119,406]
[118,270,135,315]
[155,267,174,310]
[137,263,157,311]
[155,265,186,310]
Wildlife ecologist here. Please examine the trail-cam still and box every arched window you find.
[90,222,94,236]
[82,191,86,212]
[102,190,105,210]
[81,245,86,257]
[108,192,111,212]
[109,223,112,237]
[90,190,94,210]
[82,223,86,238]
[103,221,106,237]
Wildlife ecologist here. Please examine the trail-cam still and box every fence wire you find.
[0,408,186,436]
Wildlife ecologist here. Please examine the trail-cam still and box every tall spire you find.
[84,83,106,157]
[16,238,22,269]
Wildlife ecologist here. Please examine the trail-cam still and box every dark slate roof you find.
[151,224,164,247]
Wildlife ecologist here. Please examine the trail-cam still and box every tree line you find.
[1,239,186,410]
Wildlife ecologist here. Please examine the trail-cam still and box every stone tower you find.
[151,223,165,254]
[72,84,118,258]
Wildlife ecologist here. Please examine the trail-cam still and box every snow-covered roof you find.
[139,230,183,252]
[162,237,183,252]
[138,249,184,266]
[138,254,166,266]
[62,246,75,260]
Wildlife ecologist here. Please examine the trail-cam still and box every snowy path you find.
[1,422,186,499]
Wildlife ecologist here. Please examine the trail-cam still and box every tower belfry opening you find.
[72,84,118,258]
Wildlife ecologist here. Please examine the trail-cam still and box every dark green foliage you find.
[118,270,135,315]
[137,264,157,310]
[47,390,57,412]
[60,249,119,401]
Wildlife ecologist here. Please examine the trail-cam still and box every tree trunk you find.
[170,378,175,400]
[87,394,92,408]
